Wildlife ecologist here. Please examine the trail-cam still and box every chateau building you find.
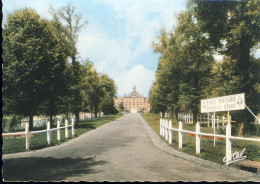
[115,86,150,113]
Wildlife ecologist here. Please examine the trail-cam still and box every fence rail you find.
[159,118,260,165]
[18,115,75,129]
[2,118,75,150]
[178,113,235,131]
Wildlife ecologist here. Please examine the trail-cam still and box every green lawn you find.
[2,114,122,154]
[141,113,260,164]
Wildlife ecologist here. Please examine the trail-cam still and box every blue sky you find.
[4,0,259,97]
[3,0,188,97]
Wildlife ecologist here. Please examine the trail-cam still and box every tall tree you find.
[100,74,117,115]
[149,81,167,117]
[68,61,85,124]
[194,0,260,134]
[49,4,87,124]
[151,8,214,123]
[3,8,67,130]
[174,9,214,124]
[81,62,104,118]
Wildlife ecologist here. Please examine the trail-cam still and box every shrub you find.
[2,115,22,132]
[245,144,260,160]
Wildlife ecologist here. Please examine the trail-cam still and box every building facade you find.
[115,86,150,113]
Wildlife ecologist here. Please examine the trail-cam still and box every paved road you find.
[2,113,260,182]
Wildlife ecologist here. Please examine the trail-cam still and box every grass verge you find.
[2,114,122,154]
[141,113,260,165]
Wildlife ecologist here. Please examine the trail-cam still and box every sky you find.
[3,0,188,97]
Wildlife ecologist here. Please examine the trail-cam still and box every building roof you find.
[125,86,144,98]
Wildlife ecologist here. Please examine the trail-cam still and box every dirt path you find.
[2,113,260,182]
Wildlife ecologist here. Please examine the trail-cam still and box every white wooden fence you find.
[160,118,260,165]
[2,118,75,151]
[178,113,233,129]
[80,112,105,120]
[19,115,75,129]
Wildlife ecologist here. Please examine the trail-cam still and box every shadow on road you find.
[75,123,97,129]
[3,156,107,181]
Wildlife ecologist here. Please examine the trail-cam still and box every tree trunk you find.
[175,111,179,121]
[162,111,165,118]
[66,104,69,120]
[94,110,98,118]
[193,109,198,126]
[50,115,53,128]
[29,115,34,131]
[237,122,245,136]
[75,111,80,125]
[237,111,250,136]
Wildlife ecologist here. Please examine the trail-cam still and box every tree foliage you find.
[194,0,260,134]
[3,8,67,129]
[3,6,117,130]
[150,0,260,133]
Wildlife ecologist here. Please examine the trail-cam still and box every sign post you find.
[201,93,245,165]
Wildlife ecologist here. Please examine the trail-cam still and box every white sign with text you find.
[201,93,245,113]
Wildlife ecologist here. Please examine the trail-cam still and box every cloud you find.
[77,26,132,70]
[114,65,155,97]
[103,0,184,57]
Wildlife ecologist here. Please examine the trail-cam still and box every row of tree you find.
[149,0,260,135]
[3,5,118,130]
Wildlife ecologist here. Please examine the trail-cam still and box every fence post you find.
[169,120,172,144]
[164,119,167,138]
[65,119,69,138]
[72,117,75,136]
[196,122,200,155]
[179,121,183,149]
[163,119,166,137]
[47,121,51,146]
[211,115,214,129]
[162,119,164,136]
[160,118,162,136]
[225,112,232,165]
[207,113,209,127]
[165,120,168,141]
[213,113,216,146]
[217,115,219,130]
[222,116,225,129]
[25,122,30,150]
[57,119,61,141]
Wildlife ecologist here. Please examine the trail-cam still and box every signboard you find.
[201,93,245,113]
